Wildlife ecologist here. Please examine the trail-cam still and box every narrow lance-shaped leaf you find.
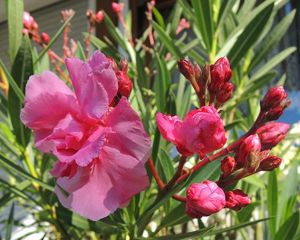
[8,37,33,147]
[6,0,24,62]
[267,171,278,237]
[228,4,274,68]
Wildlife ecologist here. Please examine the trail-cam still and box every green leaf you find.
[0,153,54,191]
[152,7,165,30]
[0,58,24,101]
[5,203,15,240]
[152,22,182,59]
[274,212,299,240]
[34,13,75,64]
[249,10,296,71]
[191,0,214,51]
[205,218,271,236]
[6,0,23,62]
[228,3,274,68]
[216,0,236,34]
[154,52,170,112]
[8,37,33,147]
[75,41,86,60]
[147,226,214,240]
[250,47,296,80]
[267,171,278,236]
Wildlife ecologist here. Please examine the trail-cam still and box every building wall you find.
[0,0,89,67]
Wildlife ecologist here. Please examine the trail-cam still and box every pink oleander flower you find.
[157,106,226,157]
[176,18,190,35]
[225,189,251,211]
[256,122,290,150]
[236,134,261,166]
[20,51,151,221]
[186,180,225,218]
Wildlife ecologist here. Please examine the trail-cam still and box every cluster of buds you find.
[86,10,104,25]
[185,180,251,218]
[155,56,291,220]
[178,57,234,107]
[108,58,133,103]
[22,12,50,45]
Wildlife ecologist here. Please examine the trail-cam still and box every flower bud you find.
[216,82,234,104]
[22,12,35,29]
[208,57,232,94]
[41,32,50,45]
[225,189,251,211]
[178,59,195,81]
[112,2,124,14]
[95,10,104,23]
[236,134,261,166]
[116,71,133,97]
[256,122,290,150]
[259,155,282,171]
[186,180,225,218]
[261,86,288,110]
[221,156,236,177]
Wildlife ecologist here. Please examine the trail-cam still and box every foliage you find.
[0,0,299,239]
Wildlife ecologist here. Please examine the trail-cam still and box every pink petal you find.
[105,97,151,163]
[89,51,118,103]
[55,146,149,221]
[20,71,77,129]
[65,51,118,120]
[156,112,182,143]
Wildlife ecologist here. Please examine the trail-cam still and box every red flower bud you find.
[261,86,289,111]
[116,71,133,97]
[216,82,234,104]
[178,59,195,81]
[225,189,251,211]
[22,12,35,29]
[221,156,236,177]
[186,181,225,218]
[256,122,290,150]
[41,32,50,45]
[208,57,232,94]
[112,2,124,14]
[259,155,282,171]
[95,10,104,23]
[236,134,261,166]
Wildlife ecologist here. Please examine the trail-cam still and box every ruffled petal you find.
[20,71,77,129]
[55,145,149,221]
[65,57,108,120]
[105,97,151,163]
[156,112,182,143]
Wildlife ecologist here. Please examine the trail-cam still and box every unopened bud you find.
[178,59,195,81]
[221,156,236,177]
[216,82,234,104]
[119,59,128,72]
[225,189,251,211]
[112,2,124,14]
[208,57,232,94]
[95,10,104,23]
[236,134,261,166]
[256,122,290,150]
[22,12,35,29]
[186,181,225,218]
[261,86,289,111]
[41,32,50,45]
[259,155,282,171]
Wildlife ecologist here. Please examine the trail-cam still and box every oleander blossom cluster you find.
[157,57,290,218]
[20,51,151,221]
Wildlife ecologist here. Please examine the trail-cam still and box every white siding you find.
[0,0,89,66]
